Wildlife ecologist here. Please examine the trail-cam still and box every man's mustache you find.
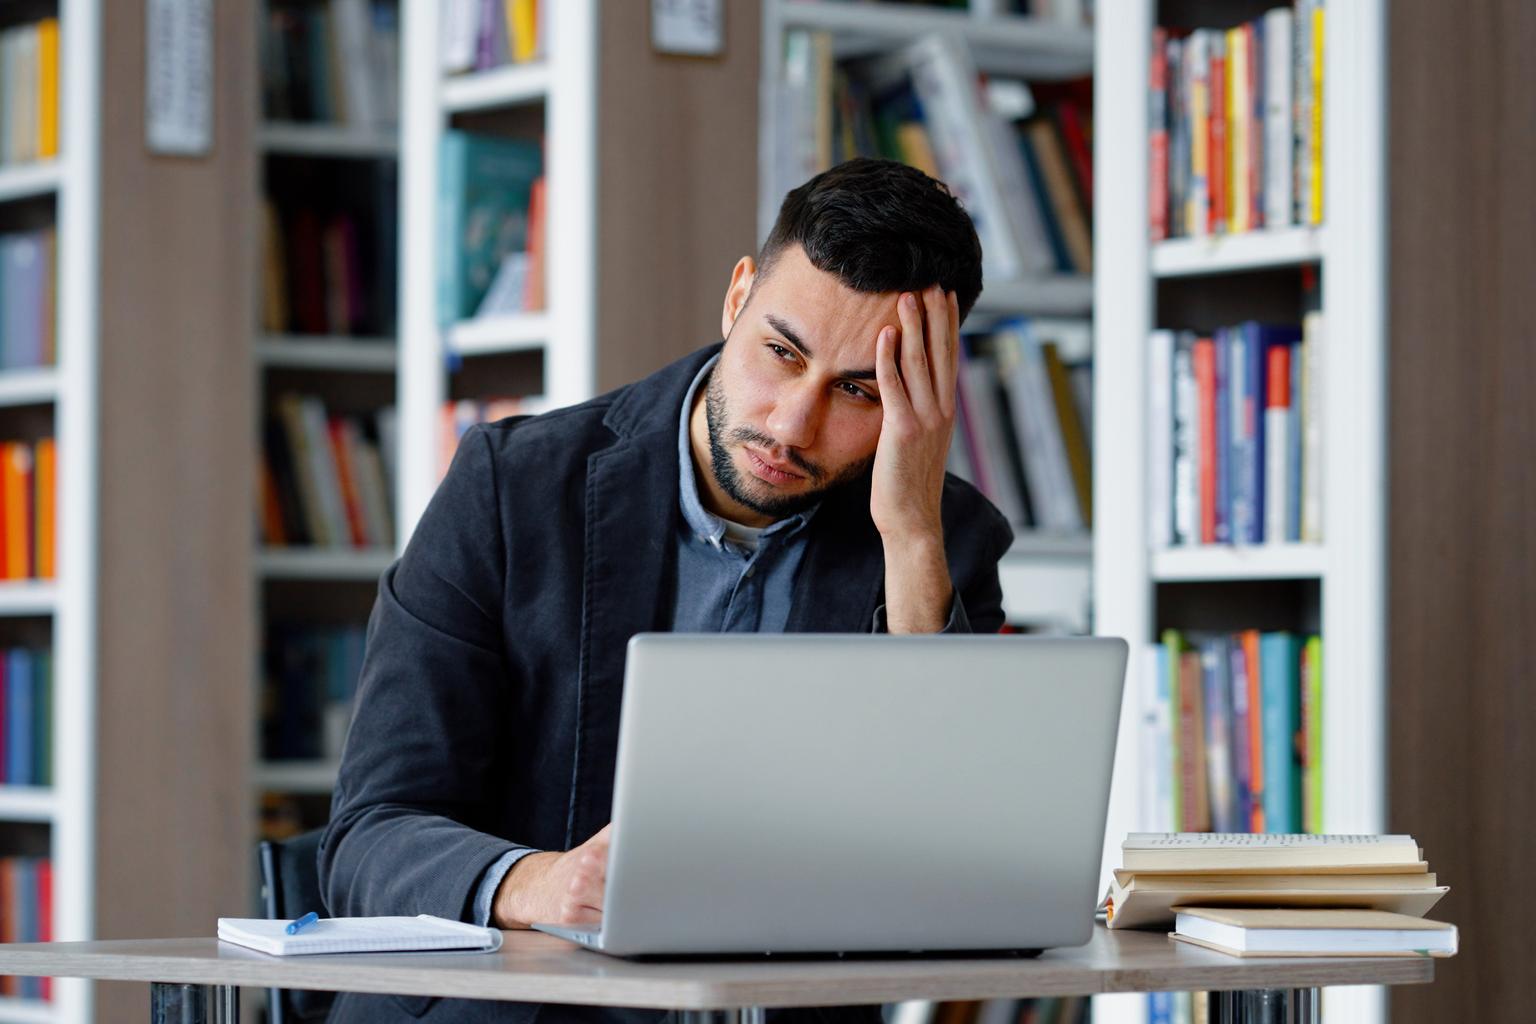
[728,426,824,483]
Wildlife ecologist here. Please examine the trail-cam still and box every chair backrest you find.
[258,829,336,1023]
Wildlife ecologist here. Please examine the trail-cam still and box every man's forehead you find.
[753,251,897,357]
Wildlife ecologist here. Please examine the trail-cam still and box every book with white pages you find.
[1102,869,1448,930]
[217,915,503,956]
[1170,908,1458,958]
[1123,833,1423,872]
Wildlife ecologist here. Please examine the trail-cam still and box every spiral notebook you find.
[217,915,504,956]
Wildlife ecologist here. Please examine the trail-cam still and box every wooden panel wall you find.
[594,0,761,391]
[92,1,256,1020]
[1388,1,1536,1021]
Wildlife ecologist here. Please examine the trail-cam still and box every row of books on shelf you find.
[439,132,547,324]
[0,229,54,371]
[1148,310,1322,550]
[0,856,50,1000]
[261,0,400,130]
[441,0,542,75]
[1139,630,1322,839]
[946,320,1091,534]
[819,0,1091,28]
[260,397,397,549]
[0,18,58,171]
[262,624,364,763]
[1150,2,1325,242]
[0,647,50,788]
[0,440,55,582]
[888,998,1087,1024]
[261,160,400,338]
[439,396,544,478]
[780,31,1091,281]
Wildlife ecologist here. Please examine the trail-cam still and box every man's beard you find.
[704,369,873,520]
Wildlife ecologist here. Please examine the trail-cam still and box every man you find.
[319,158,1014,1023]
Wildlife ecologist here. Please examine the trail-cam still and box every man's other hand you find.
[491,824,611,930]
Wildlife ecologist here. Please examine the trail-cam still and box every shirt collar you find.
[677,354,817,550]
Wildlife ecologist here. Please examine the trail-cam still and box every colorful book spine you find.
[1260,632,1301,833]
[1303,635,1325,833]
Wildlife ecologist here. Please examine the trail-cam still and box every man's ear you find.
[721,256,757,339]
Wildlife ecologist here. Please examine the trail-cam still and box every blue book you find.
[1148,992,1174,1024]
[436,131,543,325]
[3,232,45,369]
[1242,321,1265,543]
[1213,329,1232,544]
[1016,134,1073,273]
[1252,324,1303,541]
[1260,632,1301,833]
[1228,325,1252,543]
[1200,637,1235,832]
[32,650,49,787]
[7,649,31,786]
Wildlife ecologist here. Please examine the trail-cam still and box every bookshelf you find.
[396,0,597,537]
[252,0,402,830]
[758,0,1096,633]
[1093,3,1387,1024]
[0,1,104,1020]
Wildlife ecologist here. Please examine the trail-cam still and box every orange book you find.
[258,456,287,546]
[1241,628,1265,831]
[2,444,33,580]
[33,439,54,579]
[0,859,13,995]
[326,419,368,547]
[37,19,59,159]
[523,176,547,311]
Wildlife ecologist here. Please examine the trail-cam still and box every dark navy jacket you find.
[319,345,1015,1023]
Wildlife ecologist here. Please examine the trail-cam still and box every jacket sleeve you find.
[319,425,526,922]
[944,482,1016,635]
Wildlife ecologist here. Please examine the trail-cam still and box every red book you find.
[37,860,49,1000]
[1208,43,1228,234]
[1149,28,1168,240]
[1194,337,1217,544]
[37,859,49,1000]
[1178,650,1210,832]
[1267,342,1292,410]
[0,859,13,995]
[1054,101,1094,216]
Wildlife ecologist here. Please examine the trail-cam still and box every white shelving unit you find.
[13,2,103,1020]
[1093,3,1387,1023]
[397,0,599,538]
[758,0,1096,633]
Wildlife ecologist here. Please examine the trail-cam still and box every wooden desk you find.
[0,925,1434,1023]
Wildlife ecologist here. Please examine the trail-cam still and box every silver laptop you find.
[535,633,1127,956]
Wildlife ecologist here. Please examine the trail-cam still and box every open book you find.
[217,915,503,956]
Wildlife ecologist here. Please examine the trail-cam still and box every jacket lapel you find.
[568,431,678,845]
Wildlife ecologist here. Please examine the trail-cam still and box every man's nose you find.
[764,382,823,451]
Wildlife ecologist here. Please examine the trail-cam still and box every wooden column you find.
[92,1,256,1021]
[1388,1,1536,1021]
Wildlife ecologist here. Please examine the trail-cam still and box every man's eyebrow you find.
[763,313,879,383]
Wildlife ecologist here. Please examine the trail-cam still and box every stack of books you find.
[1104,833,1454,957]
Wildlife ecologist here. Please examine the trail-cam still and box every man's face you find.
[694,245,903,524]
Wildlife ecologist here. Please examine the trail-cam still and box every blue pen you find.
[285,912,320,935]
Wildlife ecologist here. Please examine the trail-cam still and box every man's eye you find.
[839,381,875,402]
[767,343,795,362]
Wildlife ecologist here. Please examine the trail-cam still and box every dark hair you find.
[758,157,984,324]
